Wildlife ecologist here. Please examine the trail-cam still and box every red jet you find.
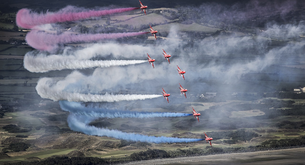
[162,88,170,103]
[162,49,171,64]
[192,107,200,122]
[149,25,158,39]
[179,83,187,98]
[177,65,186,80]
[204,132,213,146]
[147,53,155,68]
[139,0,147,15]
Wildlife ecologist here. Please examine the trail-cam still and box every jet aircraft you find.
[192,107,200,122]
[162,88,170,103]
[179,83,188,98]
[149,25,158,39]
[177,65,186,80]
[162,49,171,63]
[139,0,147,14]
[204,132,213,146]
[147,53,155,68]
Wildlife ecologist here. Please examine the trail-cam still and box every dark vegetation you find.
[259,136,305,148]
[0,152,10,159]
[3,157,110,165]
[2,142,30,153]
[130,148,169,160]
[2,124,31,133]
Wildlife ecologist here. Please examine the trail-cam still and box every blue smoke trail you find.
[68,114,203,143]
[59,101,192,118]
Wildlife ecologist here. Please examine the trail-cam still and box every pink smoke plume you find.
[16,6,139,29]
[25,30,149,51]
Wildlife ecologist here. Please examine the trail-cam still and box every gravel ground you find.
[121,147,305,165]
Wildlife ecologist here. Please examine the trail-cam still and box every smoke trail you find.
[36,78,162,102]
[68,114,202,143]
[59,101,192,118]
[16,6,139,29]
[26,30,149,51]
[24,52,147,72]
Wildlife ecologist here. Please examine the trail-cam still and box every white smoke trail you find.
[72,43,154,60]
[36,78,162,102]
[68,114,202,143]
[24,52,146,72]
[59,101,192,118]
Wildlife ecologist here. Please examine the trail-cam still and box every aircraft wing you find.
[139,0,143,6]
[192,108,196,113]
[209,141,212,146]
[196,116,199,122]
[162,88,166,93]
[179,83,183,88]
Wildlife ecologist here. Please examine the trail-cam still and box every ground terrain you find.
[0,5,305,165]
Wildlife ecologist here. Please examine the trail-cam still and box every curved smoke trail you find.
[16,7,139,29]
[68,114,203,143]
[26,30,149,51]
[24,52,147,72]
[59,101,192,118]
[36,78,162,102]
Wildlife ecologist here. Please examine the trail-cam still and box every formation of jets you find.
[139,0,212,147]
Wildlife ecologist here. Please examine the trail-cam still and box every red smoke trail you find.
[25,30,149,51]
[16,7,139,29]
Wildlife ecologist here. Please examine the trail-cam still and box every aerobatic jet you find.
[162,88,170,103]
[179,83,188,98]
[162,49,171,63]
[149,25,158,39]
[147,53,155,68]
[139,0,147,14]
[192,107,200,122]
[204,132,213,146]
[177,65,186,80]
